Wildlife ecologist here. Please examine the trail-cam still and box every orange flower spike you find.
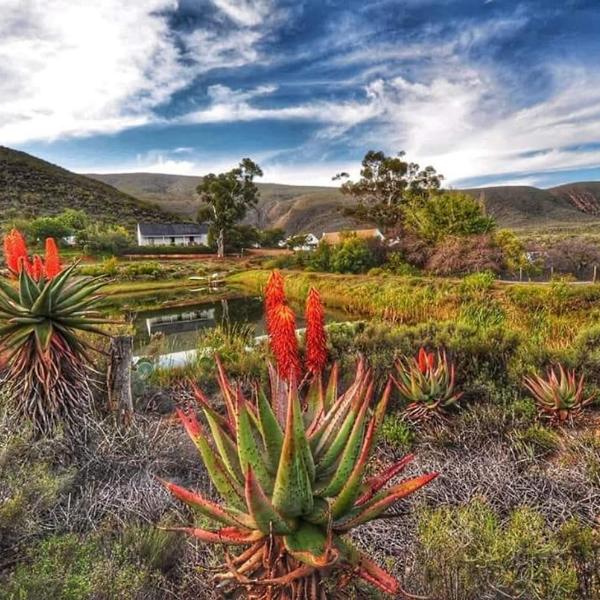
[270,303,302,381]
[417,347,429,373]
[264,270,286,335]
[305,286,327,374]
[44,238,62,279]
[31,255,45,281]
[4,229,30,276]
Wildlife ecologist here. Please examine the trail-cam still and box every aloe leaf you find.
[244,469,294,534]
[204,409,243,483]
[164,526,264,545]
[176,408,245,510]
[283,522,336,568]
[160,479,252,529]
[256,387,284,473]
[272,386,313,517]
[236,397,274,493]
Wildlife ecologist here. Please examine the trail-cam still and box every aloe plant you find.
[394,347,462,422]
[0,232,111,433]
[524,365,594,424]
[161,357,437,598]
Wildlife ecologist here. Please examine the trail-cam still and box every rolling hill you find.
[0,147,180,230]
[2,146,600,236]
[89,171,600,234]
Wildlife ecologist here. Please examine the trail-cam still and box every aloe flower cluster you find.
[0,230,109,433]
[264,270,328,380]
[162,273,438,598]
[395,347,462,422]
[524,365,594,424]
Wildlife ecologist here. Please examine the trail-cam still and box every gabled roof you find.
[138,223,208,236]
[321,228,384,245]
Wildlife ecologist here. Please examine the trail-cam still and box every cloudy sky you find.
[2,0,600,187]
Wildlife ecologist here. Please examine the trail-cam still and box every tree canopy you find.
[197,158,263,257]
[334,150,443,227]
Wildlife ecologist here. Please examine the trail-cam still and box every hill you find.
[89,171,600,234]
[0,147,180,231]
[87,172,362,234]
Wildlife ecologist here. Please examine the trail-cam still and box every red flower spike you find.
[3,229,30,276]
[269,303,302,381]
[31,255,45,281]
[264,270,286,336]
[305,287,328,374]
[44,238,61,279]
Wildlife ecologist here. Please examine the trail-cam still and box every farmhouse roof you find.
[321,228,384,245]
[138,223,208,236]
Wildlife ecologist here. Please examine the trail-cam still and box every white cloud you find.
[0,0,188,144]
[210,0,273,27]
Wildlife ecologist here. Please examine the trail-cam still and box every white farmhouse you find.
[136,223,209,247]
[280,233,320,251]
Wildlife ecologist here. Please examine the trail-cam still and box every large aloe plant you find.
[0,231,110,433]
[162,357,437,598]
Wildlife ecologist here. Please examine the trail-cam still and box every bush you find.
[416,500,582,600]
[426,234,504,275]
[330,235,378,274]
[122,244,213,256]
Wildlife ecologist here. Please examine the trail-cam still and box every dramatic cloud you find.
[4,0,600,187]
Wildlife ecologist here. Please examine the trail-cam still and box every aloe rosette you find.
[0,260,111,433]
[394,347,462,422]
[162,356,438,598]
[524,365,594,424]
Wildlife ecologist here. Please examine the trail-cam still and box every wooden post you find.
[519,267,523,282]
[594,265,598,283]
[107,335,134,425]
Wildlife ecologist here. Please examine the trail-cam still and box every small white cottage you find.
[136,223,209,247]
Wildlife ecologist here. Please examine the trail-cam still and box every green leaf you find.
[204,408,243,483]
[283,522,335,568]
[236,398,274,493]
[256,387,284,474]
[272,386,313,518]
[244,469,294,534]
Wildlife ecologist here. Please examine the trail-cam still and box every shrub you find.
[426,234,504,275]
[330,235,377,274]
[417,500,581,600]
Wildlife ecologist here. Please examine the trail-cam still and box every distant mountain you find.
[89,171,600,234]
[0,147,180,230]
[87,172,363,234]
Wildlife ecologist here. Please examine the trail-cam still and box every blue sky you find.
[2,0,600,187]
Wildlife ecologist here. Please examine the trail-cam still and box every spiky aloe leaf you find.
[177,408,245,510]
[165,526,264,545]
[204,408,243,482]
[236,396,274,493]
[160,479,254,529]
[244,469,294,535]
[256,387,284,473]
[283,522,337,568]
[335,472,439,531]
[356,453,415,506]
[272,386,313,517]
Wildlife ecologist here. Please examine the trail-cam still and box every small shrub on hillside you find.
[381,413,415,450]
[511,424,562,458]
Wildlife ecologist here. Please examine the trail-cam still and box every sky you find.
[2,0,600,188]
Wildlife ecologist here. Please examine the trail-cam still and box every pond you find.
[131,292,353,360]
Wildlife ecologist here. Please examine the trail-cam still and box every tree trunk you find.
[217,228,225,258]
[107,335,134,425]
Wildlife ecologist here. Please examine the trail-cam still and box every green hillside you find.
[0,147,180,231]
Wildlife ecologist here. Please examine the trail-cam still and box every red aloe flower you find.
[44,238,61,279]
[264,270,286,335]
[417,347,436,373]
[31,255,45,281]
[3,229,30,276]
[270,303,302,381]
[305,286,327,374]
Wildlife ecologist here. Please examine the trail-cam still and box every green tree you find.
[330,235,377,274]
[29,216,73,242]
[197,158,263,258]
[258,228,286,248]
[308,240,333,271]
[334,150,443,227]
[58,208,90,231]
[405,191,495,243]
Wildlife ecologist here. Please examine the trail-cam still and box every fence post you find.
[107,335,134,425]
[594,265,598,283]
[519,267,523,282]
